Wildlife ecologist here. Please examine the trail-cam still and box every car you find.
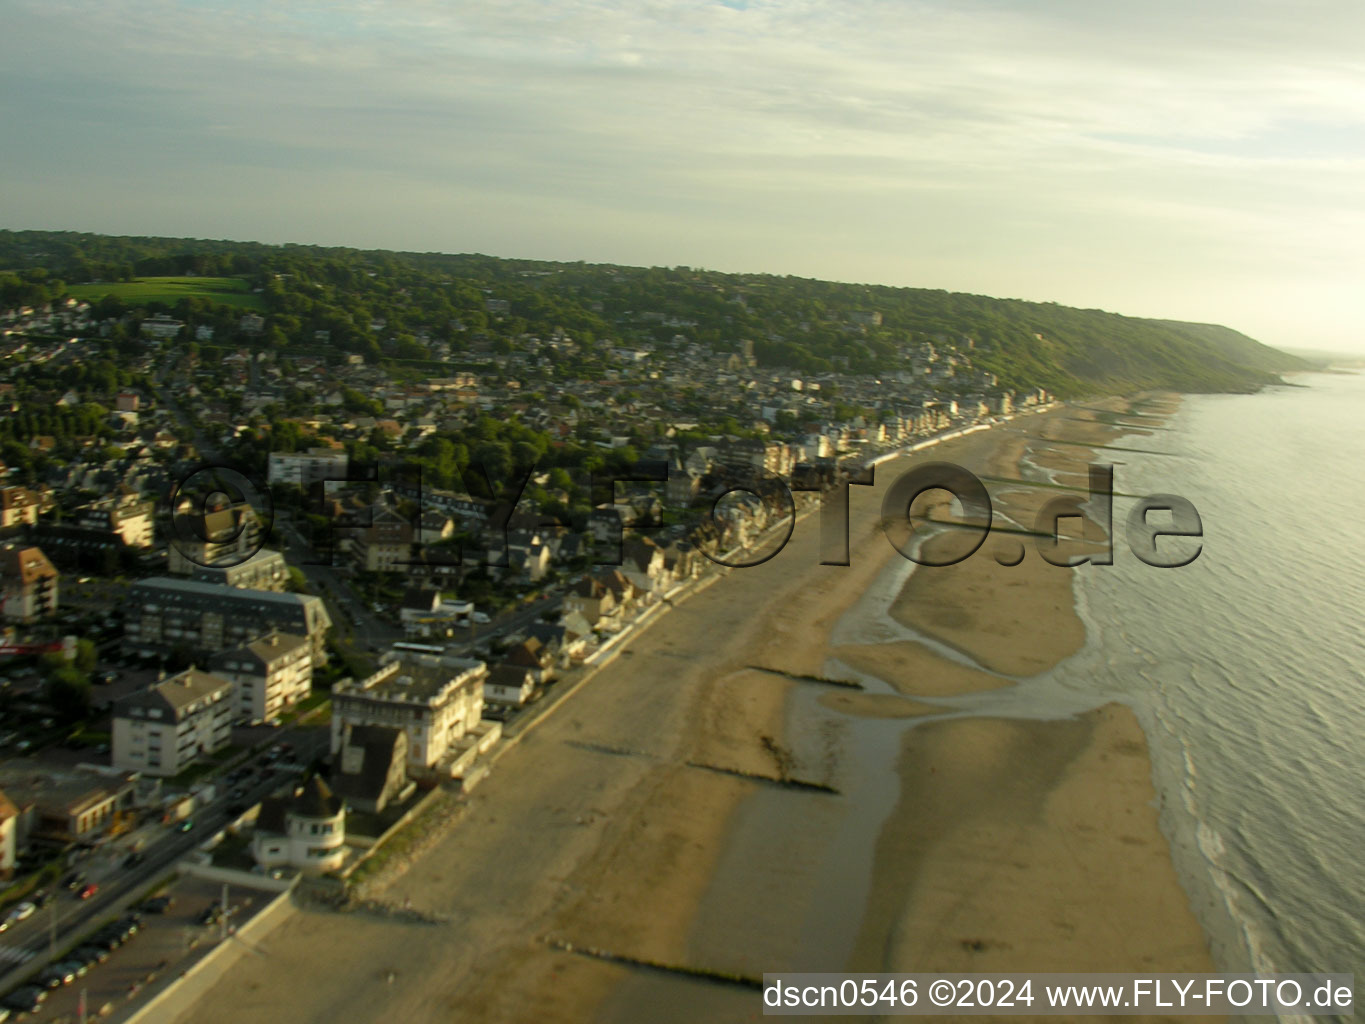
[75,944,111,964]
[122,850,146,869]
[5,902,36,926]
[178,819,194,833]
[37,964,75,988]
[61,872,84,891]
[31,890,52,909]
[1,986,45,1013]
[77,882,98,900]
[140,895,174,914]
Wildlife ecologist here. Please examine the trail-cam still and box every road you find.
[0,730,330,994]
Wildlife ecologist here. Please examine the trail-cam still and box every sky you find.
[1,0,1363,353]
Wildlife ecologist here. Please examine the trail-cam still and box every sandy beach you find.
[178,399,1214,1024]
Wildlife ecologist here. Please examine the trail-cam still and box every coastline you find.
[176,400,1215,1024]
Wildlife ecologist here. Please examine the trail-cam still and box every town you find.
[1,238,1199,1020]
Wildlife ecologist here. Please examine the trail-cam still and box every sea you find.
[1072,370,1365,995]
[831,369,1365,1001]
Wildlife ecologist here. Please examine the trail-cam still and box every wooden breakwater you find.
[684,759,838,794]
[543,936,763,990]
[745,665,863,690]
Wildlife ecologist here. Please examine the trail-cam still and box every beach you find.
[178,400,1214,1024]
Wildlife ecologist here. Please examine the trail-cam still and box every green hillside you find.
[0,228,1307,396]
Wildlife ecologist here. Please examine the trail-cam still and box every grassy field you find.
[66,276,266,310]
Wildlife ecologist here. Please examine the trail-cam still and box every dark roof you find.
[332,725,406,804]
[292,776,343,819]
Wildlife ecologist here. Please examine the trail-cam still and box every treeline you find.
[0,229,1308,396]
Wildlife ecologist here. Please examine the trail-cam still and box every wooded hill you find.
[0,229,1306,396]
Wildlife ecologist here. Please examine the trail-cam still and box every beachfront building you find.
[331,724,415,814]
[209,631,313,725]
[124,577,331,662]
[251,777,346,875]
[483,664,536,708]
[331,655,491,780]
[0,543,59,623]
[110,668,235,777]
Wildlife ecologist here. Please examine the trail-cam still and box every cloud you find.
[1,0,1363,349]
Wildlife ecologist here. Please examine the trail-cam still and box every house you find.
[111,669,235,777]
[503,637,556,683]
[418,510,454,546]
[124,577,332,662]
[209,631,313,725]
[484,664,536,707]
[251,777,346,875]
[330,724,415,814]
[0,544,59,623]
[330,655,489,780]
[562,576,618,631]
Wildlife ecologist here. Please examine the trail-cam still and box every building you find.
[166,499,263,575]
[484,664,536,707]
[210,631,312,725]
[0,788,18,877]
[330,724,414,814]
[348,506,415,573]
[125,577,331,662]
[73,494,156,549]
[189,548,289,591]
[0,487,40,528]
[331,656,488,779]
[251,777,346,875]
[0,543,58,623]
[267,447,349,487]
[0,764,137,844]
[111,669,235,778]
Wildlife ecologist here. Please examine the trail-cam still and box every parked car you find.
[178,819,195,833]
[140,896,174,914]
[75,944,111,964]
[1,986,45,1013]
[76,882,98,900]
[37,963,75,988]
[31,890,52,908]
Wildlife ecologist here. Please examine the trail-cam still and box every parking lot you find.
[4,873,281,1022]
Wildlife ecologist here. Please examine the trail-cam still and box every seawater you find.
[801,372,1365,994]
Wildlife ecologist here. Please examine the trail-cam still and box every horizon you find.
[2,1,1363,356]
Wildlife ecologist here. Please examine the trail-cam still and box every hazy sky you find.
[2,0,1363,352]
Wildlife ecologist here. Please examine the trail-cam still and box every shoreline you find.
[176,399,1216,1024]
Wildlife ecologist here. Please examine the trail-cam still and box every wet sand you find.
[178,399,1212,1024]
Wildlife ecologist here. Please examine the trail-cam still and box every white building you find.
[209,631,313,725]
[111,669,234,778]
[331,656,488,779]
[267,447,349,487]
[251,777,346,875]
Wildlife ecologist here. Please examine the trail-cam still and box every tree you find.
[44,666,92,722]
